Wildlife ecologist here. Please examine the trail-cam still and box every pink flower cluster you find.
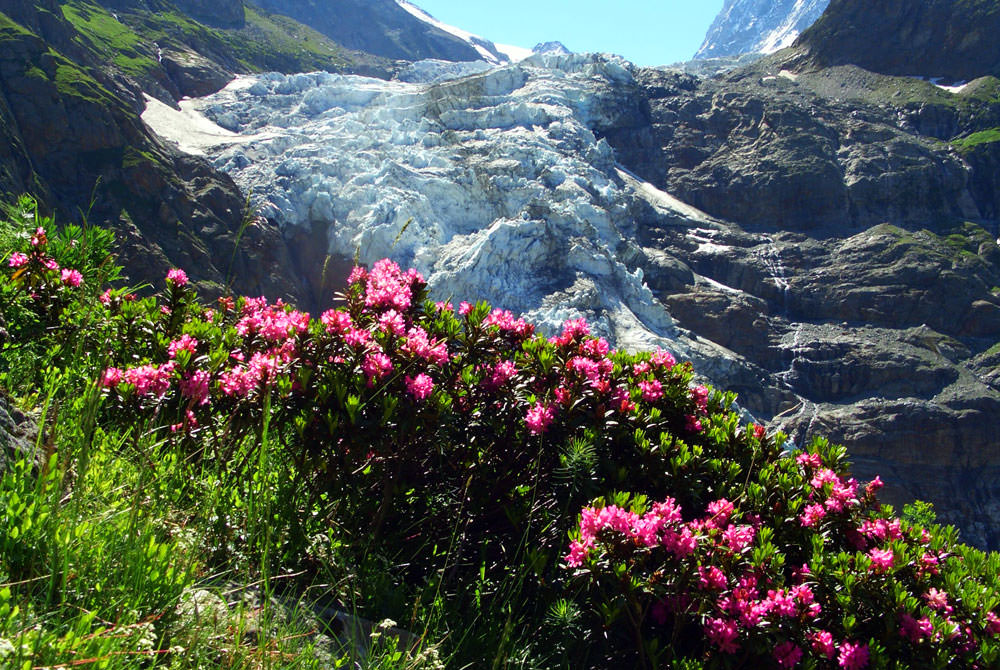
[525,402,555,436]
[4,227,86,293]
[565,497,694,568]
[363,258,421,312]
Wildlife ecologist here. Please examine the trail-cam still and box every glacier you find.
[144,54,759,386]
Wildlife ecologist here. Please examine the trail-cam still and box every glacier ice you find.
[152,53,749,380]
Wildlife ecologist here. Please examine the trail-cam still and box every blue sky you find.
[410,0,726,66]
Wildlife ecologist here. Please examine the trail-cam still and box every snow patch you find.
[616,166,717,224]
[929,77,969,94]
[496,43,534,62]
[140,93,269,155]
[395,0,516,65]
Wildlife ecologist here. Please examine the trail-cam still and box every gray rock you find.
[0,394,38,476]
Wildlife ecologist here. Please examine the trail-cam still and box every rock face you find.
[0,2,309,303]
[606,60,1000,544]
[796,0,1000,81]
[534,42,572,56]
[695,0,830,59]
[0,393,38,475]
[161,49,1000,547]
[252,0,485,63]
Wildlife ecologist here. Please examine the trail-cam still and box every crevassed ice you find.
[186,54,735,372]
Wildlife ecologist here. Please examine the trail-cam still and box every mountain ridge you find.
[695,0,830,60]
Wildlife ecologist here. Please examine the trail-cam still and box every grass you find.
[60,0,159,80]
[872,221,994,267]
[57,0,376,90]
[950,126,1000,152]
[0,204,446,670]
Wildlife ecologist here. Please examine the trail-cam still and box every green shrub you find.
[2,201,999,669]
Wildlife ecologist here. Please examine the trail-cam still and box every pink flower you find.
[837,641,869,670]
[704,618,740,654]
[560,318,590,341]
[690,385,709,413]
[343,327,372,349]
[809,630,835,659]
[525,402,555,435]
[899,613,933,643]
[122,363,174,398]
[219,365,259,397]
[60,268,83,287]
[639,379,663,401]
[166,268,188,286]
[321,309,352,335]
[868,548,894,573]
[698,565,727,590]
[767,589,798,617]
[918,552,940,578]
[100,367,122,388]
[347,265,367,285]
[651,348,675,368]
[402,327,448,365]
[611,386,635,413]
[685,414,703,432]
[924,588,952,613]
[565,539,593,567]
[774,641,803,669]
[458,301,473,316]
[633,361,651,376]
[364,258,412,312]
[800,503,826,527]
[750,423,766,440]
[8,252,28,268]
[378,309,406,335]
[99,289,112,305]
[986,611,1000,635]
[180,370,211,406]
[705,499,734,528]
[866,476,884,495]
[43,258,59,272]
[168,334,198,359]
[663,526,697,557]
[405,373,434,401]
[483,360,517,390]
[363,352,393,385]
[580,337,609,358]
[721,524,756,552]
[796,452,823,469]
[810,468,839,489]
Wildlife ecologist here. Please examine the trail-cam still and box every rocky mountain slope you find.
[795,0,1000,82]
[695,0,829,59]
[251,0,496,64]
[0,0,403,300]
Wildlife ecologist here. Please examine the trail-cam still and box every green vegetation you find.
[950,127,1000,152]
[57,0,374,94]
[230,5,350,72]
[3,196,1000,669]
[61,0,159,79]
[873,221,994,269]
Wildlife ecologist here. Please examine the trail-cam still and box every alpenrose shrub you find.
[4,233,1000,669]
